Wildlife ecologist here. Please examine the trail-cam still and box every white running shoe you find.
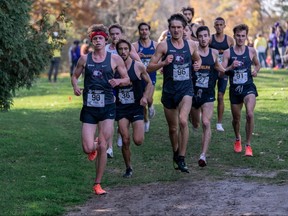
[106,147,113,158]
[216,123,225,132]
[117,133,123,148]
[148,105,155,119]
[144,120,150,133]
[198,153,207,167]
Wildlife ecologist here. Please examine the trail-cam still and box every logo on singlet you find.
[92,69,103,79]
[174,54,184,64]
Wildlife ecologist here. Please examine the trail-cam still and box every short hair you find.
[87,24,108,39]
[138,22,151,31]
[108,23,124,34]
[168,13,188,28]
[233,24,249,35]
[181,6,195,17]
[116,39,132,53]
[214,17,225,23]
[196,26,210,37]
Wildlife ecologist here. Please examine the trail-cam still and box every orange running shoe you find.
[88,137,98,161]
[234,140,242,153]
[93,184,107,195]
[88,150,97,161]
[245,145,253,157]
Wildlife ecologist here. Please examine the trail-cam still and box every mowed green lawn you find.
[0,69,287,215]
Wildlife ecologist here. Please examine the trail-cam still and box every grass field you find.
[0,69,287,215]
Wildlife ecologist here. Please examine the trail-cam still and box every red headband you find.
[90,31,108,41]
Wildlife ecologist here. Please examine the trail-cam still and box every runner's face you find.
[234,30,247,46]
[169,20,184,40]
[92,35,106,50]
[197,30,210,48]
[183,10,193,23]
[117,43,130,61]
[109,28,122,44]
[214,20,225,33]
[139,25,150,40]
[183,25,192,40]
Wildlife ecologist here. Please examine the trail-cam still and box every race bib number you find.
[195,73,209,88]
[173,64,189,81]
[233,70,248,84]
[141,58,150,67]
[118,88,135,104]
[87,90,105,107]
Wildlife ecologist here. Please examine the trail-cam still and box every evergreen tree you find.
[0,1,51,111]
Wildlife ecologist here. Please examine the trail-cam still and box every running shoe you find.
[198,153,207,167]
[88,137,98,161]
[216,123,225,132]
[88,150,97,161]
[234,140,242,153]
[177,156,189,173]
[148,106,156,119]
[245,145,253,157]
[144,120,150,133]
[93,184,107,195]
[117,133,123,148]
[122,167,133,178]
[106,147,113,158]
[173,150,179,170]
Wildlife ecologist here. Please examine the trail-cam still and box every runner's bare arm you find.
[138,63,153,106]
[227,35,235,47]
[110,55,130,87]
[157,30,168,43]
[222,49,238,74]
[147,42,171,72]
[212,49,225,77]
[250,47,260,77]
[71,55,86,96]
[190,41,202,71]
[130,45,142,62]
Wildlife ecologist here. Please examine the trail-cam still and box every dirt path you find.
[66,176,288,216]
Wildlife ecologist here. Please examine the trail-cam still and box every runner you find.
[183,24,199,47]
[116,39,153,177]
[105,23,141,157]
[71,24,130,195]
[190,26,226,167]
[132,22,158,133]
[147,13,201,173]
[222,24,260,156]
[158,6,198,42]
[209,17,234,132]
[181,6,198,41]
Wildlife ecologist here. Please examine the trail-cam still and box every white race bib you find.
[118,88,135,104]
[195,73,209,88]
[173,64,190,81]
[87,90,105,107]
[233,69,248,84]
